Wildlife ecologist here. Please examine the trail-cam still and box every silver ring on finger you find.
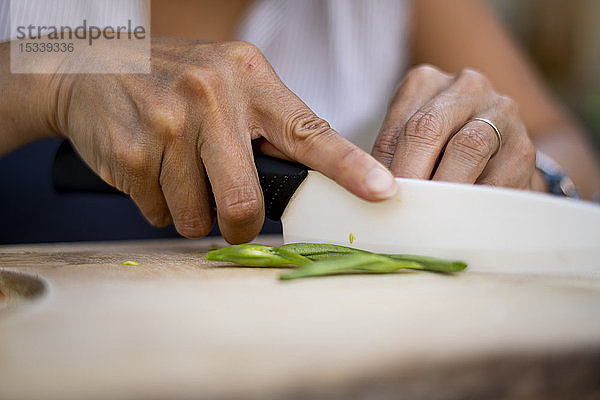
[468,117,502,157]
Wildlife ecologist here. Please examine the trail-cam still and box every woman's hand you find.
[372,65,538,189]
[54,38,397,243]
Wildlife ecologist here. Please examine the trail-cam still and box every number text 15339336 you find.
[19,42,74,53]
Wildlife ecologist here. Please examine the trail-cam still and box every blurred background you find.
[1,0,599,244]
[488,0,600,143]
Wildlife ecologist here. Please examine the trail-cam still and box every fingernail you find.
[365,167,397,199]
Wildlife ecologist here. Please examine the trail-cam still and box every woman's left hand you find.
[371,64,537,189]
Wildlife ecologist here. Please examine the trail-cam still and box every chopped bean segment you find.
[279,254,422,280]
[206,244,309,266]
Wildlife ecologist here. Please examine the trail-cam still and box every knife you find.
[53,140,600,275]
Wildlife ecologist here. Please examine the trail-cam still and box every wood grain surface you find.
[1,236,599,400]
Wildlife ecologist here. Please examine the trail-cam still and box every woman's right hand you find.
[54,38,397,243]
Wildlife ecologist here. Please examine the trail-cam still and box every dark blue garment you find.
[0,139,281,244]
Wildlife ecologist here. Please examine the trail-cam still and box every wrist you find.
[11,73,64,138]
[0,42,67,155]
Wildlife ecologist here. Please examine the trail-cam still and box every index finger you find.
[255,85,398,202]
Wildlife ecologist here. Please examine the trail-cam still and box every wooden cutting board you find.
[1,236,599,400]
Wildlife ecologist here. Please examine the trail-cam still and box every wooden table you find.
[1,236,599,400]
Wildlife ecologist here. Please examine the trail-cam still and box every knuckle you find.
[406,64,430,80]
[407,64,440,79]
[114,144,149,178]
[405,111,444,145]
[286,111,337,160]
[226,41,267,72]
[496,95,520,116]
[452,127,494,162]
[458,68,483,82]
[149,107,185,142]
[221,185,263,225]
[457,68,490,91]
[404,64,452,86]
[372,127,401,160]
[288,111,332,140]
[182,67,223,105]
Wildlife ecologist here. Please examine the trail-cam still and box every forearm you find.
[0,41,62,157]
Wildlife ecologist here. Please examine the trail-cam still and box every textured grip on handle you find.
[52,141,309,221]
[52,140,122,195]
[254,154,308,221]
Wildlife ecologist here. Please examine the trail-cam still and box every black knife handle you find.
[52,140,308,221]
[52,140,122,195]
[255,152,308,221]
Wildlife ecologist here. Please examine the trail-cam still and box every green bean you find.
[383,254,467,273]
[279,243,367,260]
[356,258,423,273]
[279,243,466,273]
[206,244,310,266]
[279,253,421,280]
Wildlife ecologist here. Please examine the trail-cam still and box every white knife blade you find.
[281,171,600,276]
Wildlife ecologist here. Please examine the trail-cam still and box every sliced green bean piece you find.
[382,254,467,273]
[356,259,423,273]
[206,244,309,267]
[279,254,419,280]
[279,254,383,280]
[279,243,466,273]
[279,243,368,260]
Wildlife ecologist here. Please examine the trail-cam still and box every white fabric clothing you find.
[236,0,411,147]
